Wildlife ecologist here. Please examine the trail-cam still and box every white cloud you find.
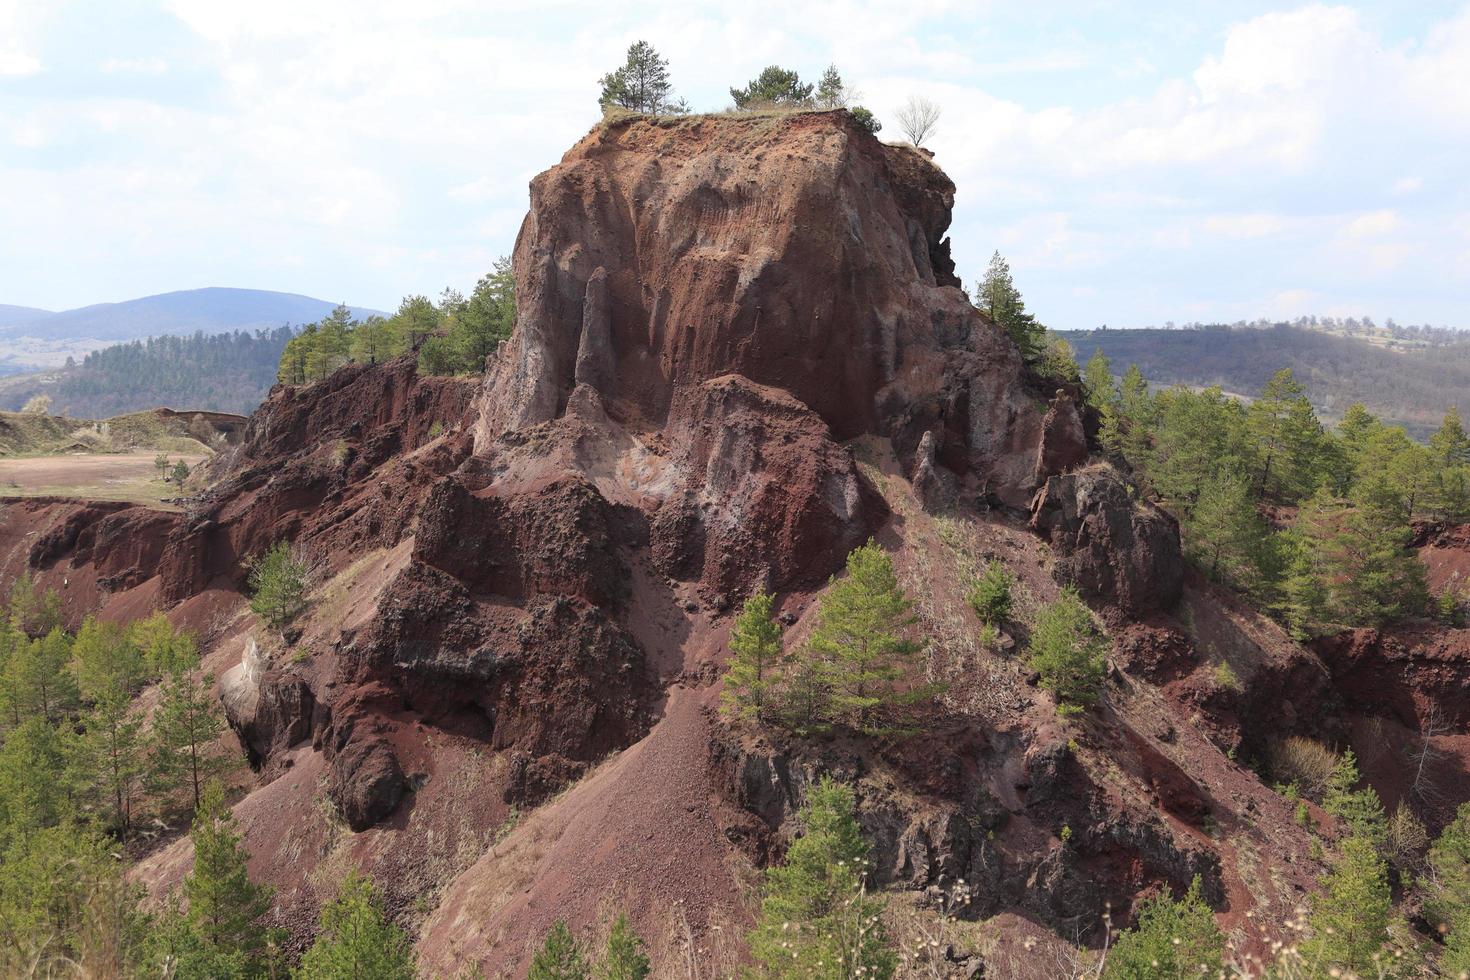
[1204,214,1291,239]
[101,57,169,74]
[1391,176,1424,195]
[0,0,48,76]
[1341,210,1401,240]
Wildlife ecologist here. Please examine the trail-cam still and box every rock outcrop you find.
[476,110,1045,509]
[1029,468,1184,616]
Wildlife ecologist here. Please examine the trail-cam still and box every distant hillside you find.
[0,328,296,417]
[0,304,52,326]
[0,406,245,457]
[0,288,379,344]
[1061,323,1470,438]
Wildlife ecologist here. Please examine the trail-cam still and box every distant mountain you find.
[1060,322,1470,439]
[0,288,380,344]
[0,304,54,326]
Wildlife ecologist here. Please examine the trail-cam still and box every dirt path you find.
[0,450,206,506]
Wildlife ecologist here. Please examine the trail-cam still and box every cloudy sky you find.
[1,1,1467,328]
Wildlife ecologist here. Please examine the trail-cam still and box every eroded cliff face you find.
[477,111,1046,508]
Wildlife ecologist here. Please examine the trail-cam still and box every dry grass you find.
[1268,736,1340,799]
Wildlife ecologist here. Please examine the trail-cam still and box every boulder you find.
[328,736,408,832]
[1029,470,1183,616]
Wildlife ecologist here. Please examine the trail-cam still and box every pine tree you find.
[966,560,1014,626]
[1322,749,1386,845]
[151,669,228,813]
[248,542,308,638]
[9,573,62,638]
[595,912,649,980]
[1103,876,1223,979]
[294,872,414,980]
[529,920,589,980]
[389,295,439,350]
[127,611,198,677]
[1149,387,1249,509]
[807,541,922,733]
[1427,802,1470,973]
[815,65,847,108]
[6,628,79,723]
[722,589,786,723]
[1028,588,1106,714]
[79,682,146,837]
[1337,402,1380,468]
[1425,801,1470,922]
[1246,368,1321,502]
[1187,469,1264,584]
[1104,363,1155,465]
[1305,834,1395,976]
[977,252,1044,362]
[1082,349,1117,414]
[184,781,274,967]
[749,778,894,979]
[450,256,515,370]
[1429,406,1470,467]
[73,617,146,702]
[0,717,68,841]
[599,41,684,114]
[730,66,813,109]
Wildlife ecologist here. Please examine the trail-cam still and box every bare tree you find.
[1408,700,1452,808]
[896,95,942,146]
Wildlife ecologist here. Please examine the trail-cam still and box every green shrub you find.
[748,778,894,979]
[1104,876,1223,979]
[247,542,308,639]
[966,560,1014,627]
[1028,588,1107,714]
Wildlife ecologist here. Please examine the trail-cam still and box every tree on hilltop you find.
[600,41,687,114]
[730,66,814,109]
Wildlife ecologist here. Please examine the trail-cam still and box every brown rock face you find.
[1029,468,1184,616]
[477,110,1043,507]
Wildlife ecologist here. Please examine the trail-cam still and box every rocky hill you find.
[1,111,1466,976]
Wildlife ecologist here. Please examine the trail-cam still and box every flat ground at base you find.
[0,450,206,506]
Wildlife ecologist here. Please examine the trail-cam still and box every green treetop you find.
[1430,406,1470,467]
[722,589,786,723]
[807,540,922,733]
[1028,587,1107,714]
[1246,368,1322,502]
[182,781,275,969]
[595,912,650,980]
[529,920,590,980]
[599,41,686,114]
[978,251,1044,363]
[248,542,309,639]
[730,66,814,109]
[749,778,894,979]
[1103,876,1223,979]
[1305,834,1396,976]
[294,872,414,980]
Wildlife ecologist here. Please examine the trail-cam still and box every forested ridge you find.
[0,328,295,418]
[1062,322,1470,439]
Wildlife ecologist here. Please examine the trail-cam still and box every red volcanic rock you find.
[1315,625,1470,729]
[1032,390,1088,486]
[651,374,886,596]
[476,110,1043,506]
[1030,468,1184,616]
[327,735,408,832]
